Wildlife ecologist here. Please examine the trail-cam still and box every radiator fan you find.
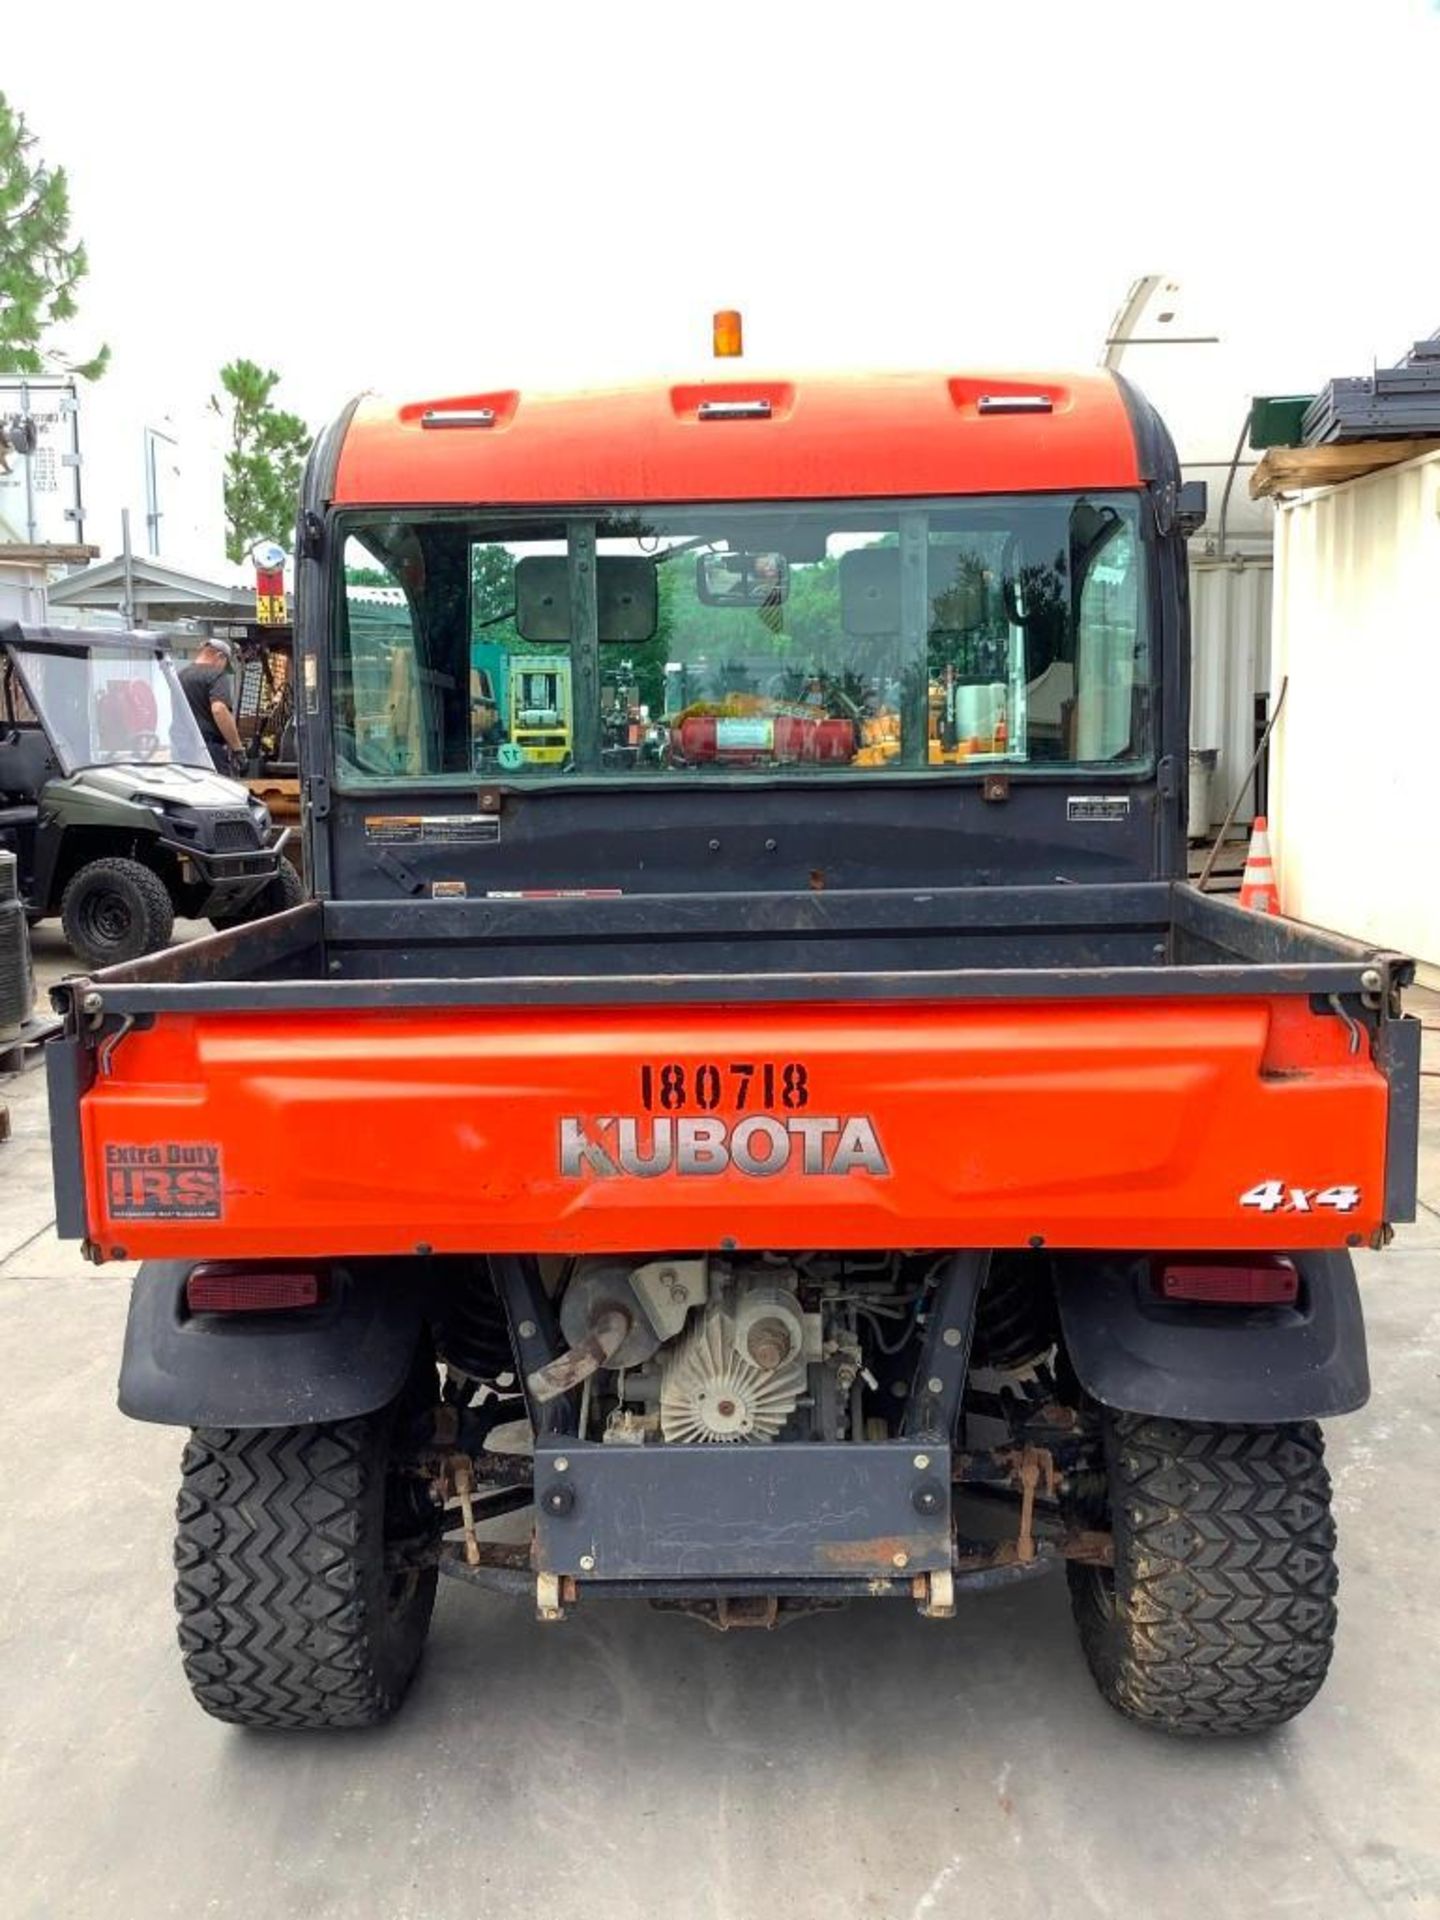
[659,1302,807,1444]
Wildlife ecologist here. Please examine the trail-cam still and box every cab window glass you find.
[330,496,1148,781]
[1073,515,1143,762]
[594,514,900,774]
[335,529,571,777]
[336,533,428,775]
[922,499,1148,766]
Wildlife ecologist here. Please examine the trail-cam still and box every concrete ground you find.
[2,923,1438,1920]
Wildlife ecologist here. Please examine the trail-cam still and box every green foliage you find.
[0,91,108,379]
[470,543,521,652]
[212,359,313,563]
[623,552,843,713]
[343,564,393,588]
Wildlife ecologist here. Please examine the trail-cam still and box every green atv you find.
[0,624,303,971]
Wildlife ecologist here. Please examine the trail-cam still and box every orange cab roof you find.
[332,368,1143,507]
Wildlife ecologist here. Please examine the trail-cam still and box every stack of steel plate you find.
[1303,335,1440,443]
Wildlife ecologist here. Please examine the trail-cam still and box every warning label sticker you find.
[106,1143,223,1220]
[364,815,500,846]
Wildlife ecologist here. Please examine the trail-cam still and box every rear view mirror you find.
[514,556,658,643]
[1175,479,1209,536]
[839,546,986,636]
[696,551,790,609]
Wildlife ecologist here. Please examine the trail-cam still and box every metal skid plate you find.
[533,1440,950,1582]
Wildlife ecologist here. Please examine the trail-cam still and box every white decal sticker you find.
[1239,1181,1361,1214]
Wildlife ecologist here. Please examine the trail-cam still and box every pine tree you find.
[211,359,313,562]
[0,91,108,379]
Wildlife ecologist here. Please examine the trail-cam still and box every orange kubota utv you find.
[48,361,1418,1735]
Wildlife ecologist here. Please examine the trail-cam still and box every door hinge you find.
[1157,754,1178,799]
[306,773,331,820]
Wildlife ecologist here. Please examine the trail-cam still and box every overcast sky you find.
[10,0,1440,560]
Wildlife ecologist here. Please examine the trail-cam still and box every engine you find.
[659,1279,813,1442]
[540,1255,895,1446]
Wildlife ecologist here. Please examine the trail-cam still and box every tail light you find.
[1155,1260,1299,1307]
[186,1265,326,1314]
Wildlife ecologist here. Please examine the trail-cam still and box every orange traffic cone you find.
[1238,815,1280,914]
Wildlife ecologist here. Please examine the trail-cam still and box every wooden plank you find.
[1251,439,1440,498]
[0,543,100,565]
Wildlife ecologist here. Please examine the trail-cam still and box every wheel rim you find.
[383,1456,440,1616]
[77,887,135,950]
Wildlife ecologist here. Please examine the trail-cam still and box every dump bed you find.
[48,881,1419,1262]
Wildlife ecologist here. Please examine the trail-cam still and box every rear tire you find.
[0,895,31,1031]
[209,856,305,931]
[1068,1412,1338,1737]
[60,856,174,969]
[173,1358,440,1730]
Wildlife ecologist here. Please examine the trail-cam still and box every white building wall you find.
[3,377,230,579]
[1269,449,1440,970]
[0,562,51,624]
[79,387,230,577]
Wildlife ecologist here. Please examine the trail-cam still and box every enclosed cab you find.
[48,364,1419,1737]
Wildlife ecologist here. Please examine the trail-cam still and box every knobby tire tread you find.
[1069,1414,1338,1737]
[174,1412,433,1731]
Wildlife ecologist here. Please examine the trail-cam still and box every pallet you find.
[1187,834,1247,895]
[1250,438,1440,498]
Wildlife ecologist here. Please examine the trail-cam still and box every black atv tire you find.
[173,1359,440,1731]
[208,857,305,932]
[0,896,31,1030]
[60,857,175,969]
[1068,1413,1338,1737]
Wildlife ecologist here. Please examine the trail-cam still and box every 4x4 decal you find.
[1239,1181,1361,1215]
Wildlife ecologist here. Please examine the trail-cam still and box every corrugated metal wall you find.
[1188,555,1272,831]
[1269,449,1440,970]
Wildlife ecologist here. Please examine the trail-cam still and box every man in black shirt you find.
[179,638,244,772]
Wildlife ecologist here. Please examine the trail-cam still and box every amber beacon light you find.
[713,309,744,357]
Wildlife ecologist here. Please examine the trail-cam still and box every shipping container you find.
[1188,553,1272,832]
[1269,447,1440,974]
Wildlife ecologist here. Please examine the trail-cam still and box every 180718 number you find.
[639,1061,810,1112]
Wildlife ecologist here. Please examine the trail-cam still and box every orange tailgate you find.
[78,996,1390,1261]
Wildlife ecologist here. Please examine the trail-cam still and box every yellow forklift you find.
[506,654,572,767]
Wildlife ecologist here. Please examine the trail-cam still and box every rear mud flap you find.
[1054,1250,1368,1423]
[118,1260,422,1427]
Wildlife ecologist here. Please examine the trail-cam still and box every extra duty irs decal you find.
[559,1058,889,1180]
[106,1143,223,1220]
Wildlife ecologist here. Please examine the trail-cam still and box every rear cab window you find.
[330,496,1150,784]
